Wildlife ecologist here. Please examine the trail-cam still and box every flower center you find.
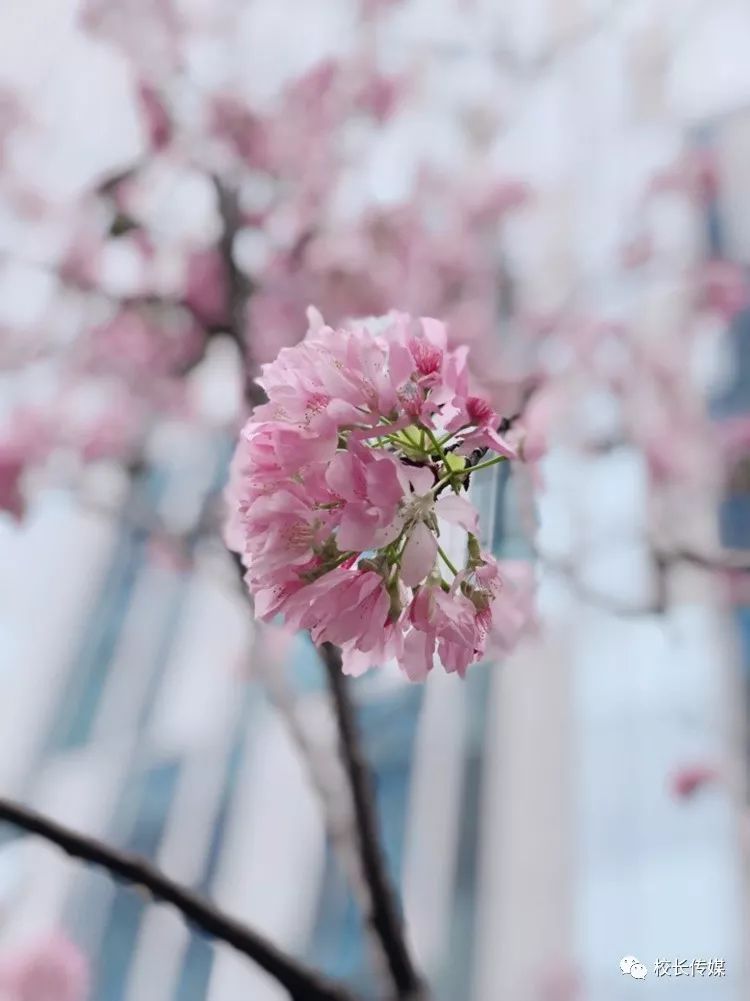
[403,492,434,524]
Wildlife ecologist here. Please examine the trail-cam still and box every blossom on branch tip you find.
[226,311,532,679]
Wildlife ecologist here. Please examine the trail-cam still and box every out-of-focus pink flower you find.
[210,96,271,170]
[536,961,581,1001]
[620,233,653,270]
[137,82,171,151]
[670,763,720,799]
[648,148,718,203]
[73,396,142,464]
[698,260,750,321]
[464,179,531,225]
[243,170,529,389]
[82,307,205,384]
[354,72,403,123]
[718,415,750,465]
[58,234,102,291]
[485,559,537,656]
[0,933,88,1001]
[0,409,53,520]
[227,310,530,679]
[723,569,750,606]
[183,248,229,329]
[359,0,406,15]
[507,388,559,488]
[0,446,26,520]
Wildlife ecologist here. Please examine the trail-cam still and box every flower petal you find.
[435,494,478,532]
[400,628,435,681]
[400,521,437,587]
[326,452,365,501]
[406,465,435,494]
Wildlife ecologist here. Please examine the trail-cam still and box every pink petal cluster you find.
[0,410,52,520]
[0,933,88,1001]
[81,307,205,385]
[670,763,720,800]
[246,179,528,377]
[227,311,531,679]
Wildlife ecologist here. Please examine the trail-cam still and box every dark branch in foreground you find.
[319,644,425,1000]
[0,798,359,1001]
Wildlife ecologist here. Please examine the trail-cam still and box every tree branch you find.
[535,548,667,616]
[319,644,425,1000]
[247,637,393,985]
[0,798,359,1001]
[211,176,267,408]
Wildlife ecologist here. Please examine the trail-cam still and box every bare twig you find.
[232,553,400,992]
[319,644,425,1001]
[0,798,359,1001]
[248,639,392,984]
[536,548,666,617]
[658,545,750,574]
[211,176,266,408]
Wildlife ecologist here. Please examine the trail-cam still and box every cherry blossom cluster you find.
[0,932,88,1001]
[227,310,532,680]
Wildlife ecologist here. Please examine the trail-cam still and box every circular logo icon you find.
[620,956,648,979]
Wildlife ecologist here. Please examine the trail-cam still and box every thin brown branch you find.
[0,798,359,1001]
[233,559,420,995]
[211,176,266,408]
[319,644,425,1001]
[247,638,392,985]
[534,546,667,617]
[659,546,750,573]
[535,532,750,617]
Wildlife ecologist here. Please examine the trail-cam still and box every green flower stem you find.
[466,455,508,475]
[437,544,459,576]
[436,430,459,448]
[431,452,507,494]
[431,469,459,494]
[423,426,448,463]
[321,551,358,575]
[423,426,459,492]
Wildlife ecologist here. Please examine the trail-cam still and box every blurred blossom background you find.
[0,0,749,999]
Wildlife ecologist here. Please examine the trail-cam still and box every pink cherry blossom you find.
[284,568,390,648]
[401,576,479,680]
[670,763,720,799]
[327,446,408,552]
[0,933,88,1001]
[226,310,530,679]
